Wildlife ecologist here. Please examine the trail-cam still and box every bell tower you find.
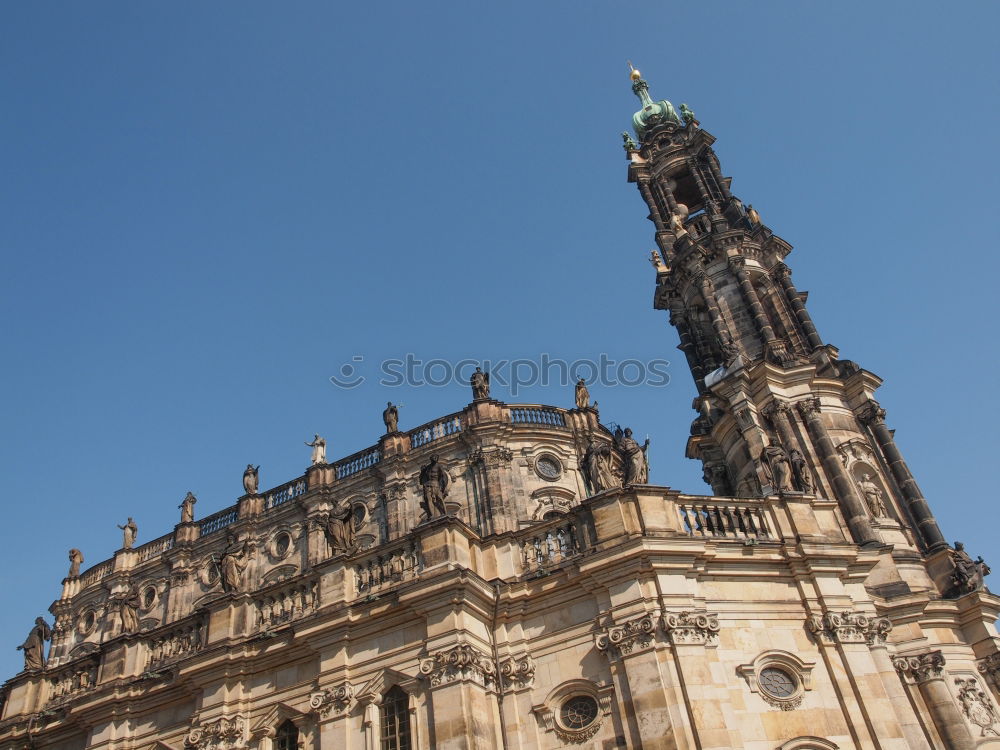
[625,65,948,553]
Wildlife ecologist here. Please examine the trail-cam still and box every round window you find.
[274,532,291,558]
[142,587,157,609]
[559,695,599,731]
[535,455,561,480]
[79,611,96,634]
[758,667,797,699]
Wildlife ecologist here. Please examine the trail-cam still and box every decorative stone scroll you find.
[185,716,247,750]
[978,653,1000,691]
[470,446,514,468]
[662,611,720,646]
[594,614,656,658]
[309,683,354,717]
[418,644,496,687]
[498,654,535,691]
[893,650,945,683]
[955,677,1000,736]
[806,610,892,646]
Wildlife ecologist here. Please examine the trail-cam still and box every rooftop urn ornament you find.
[628,62,680,140]
[471,367,490,400]
[243,464,260,495]
[305,434,327,465]
[17,617,51,671]
[575,378,591,409]
[419,454,451,519]
[67,548,84,578]
[117,517,138,550]
[179,491,197,523]
[383,401,399,433]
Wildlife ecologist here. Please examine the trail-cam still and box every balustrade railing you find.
[265,478,307,509]
[409,415,462,449]
[47,658,99,703]
[334,447,381,480]
[519,510,591,576]
[677,498,774,540]
[78,561,114,589]
[254,579,319,631]
[355,539,422,596]
[199,506,239,537]
[136,533,174,563]
[510,406,567,427]
[146,620,204,669]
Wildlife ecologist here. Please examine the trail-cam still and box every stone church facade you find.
[2,70,999,750]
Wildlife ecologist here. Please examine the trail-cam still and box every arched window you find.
[274,720,298,750]
[380,686,411,750]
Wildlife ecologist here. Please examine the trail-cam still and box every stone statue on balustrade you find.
[788,449,813,493]
[383,402,399,433]
[179,492,197,523]
[68,548,84,578]
[243,464,260,495]
[615,427,650,485]
[470,367,490,400]
[857,474,887,517]
[117,517,138,550]
[580,439,621,495]
[419,455,451,519]
[112,585,141,634]
[17,617,51,671]
[950,542,990,595]
[324,499,357,555]
[218,535,250,593]
[305,435,327,465]
[760,441,793,493]
[575,379,590,410]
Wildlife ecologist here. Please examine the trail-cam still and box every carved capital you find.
[662,611,720,646]
[309,683,354,717]
[796,398,821,420]
[893,650,945,683]
[729,255,747,271]
[185,716,247,750]
[772,262,792,281]
[978,653,1000,684]
[418,644,496,687]
[806,610,892,646]
[595,614,657,658]
[763,400,792,421]
[471,446,514,469]
[858,399,887,426]
[498,654,535,691]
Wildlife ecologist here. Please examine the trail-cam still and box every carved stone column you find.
[660,612,741,749]
[470,446,514,535]
[686,156,719,218]
[729,256,776,347]
[772,263,823,351]
[894,651,975,750]
[418,644,502,749]
[670,310,706,388]
[595,612,692,750]
[637,177,673,260]
[858,400,946,551]
[807,611,923,748]
[695,273,733,359]
[797,398,879,545]
[704,149,732,200]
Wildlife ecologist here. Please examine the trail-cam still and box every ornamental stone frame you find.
[737,650,816,711]
[531,679,615,745]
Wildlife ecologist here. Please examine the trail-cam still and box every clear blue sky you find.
[2,2,998,680]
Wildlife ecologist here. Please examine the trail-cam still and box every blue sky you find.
[1,2,998,680]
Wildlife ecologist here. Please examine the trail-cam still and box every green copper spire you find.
[628,64,680,140]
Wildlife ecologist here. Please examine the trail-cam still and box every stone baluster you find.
[858,400,946,551]
[796,398,879,546]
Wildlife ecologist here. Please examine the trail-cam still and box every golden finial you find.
[628,61,642,81]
